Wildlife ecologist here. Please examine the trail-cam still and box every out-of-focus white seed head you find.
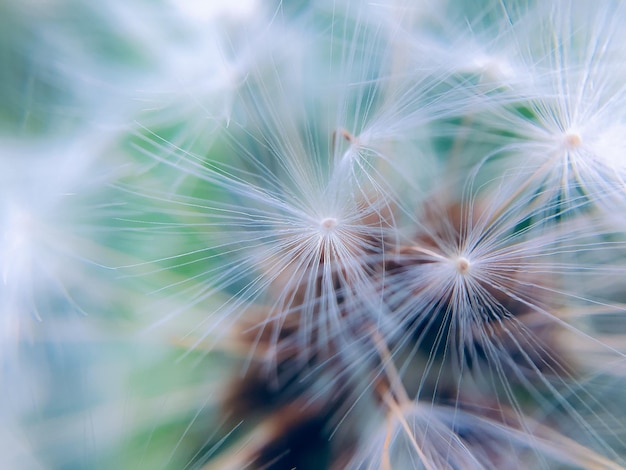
[170,0,259,23]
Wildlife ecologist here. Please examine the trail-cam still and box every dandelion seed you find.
[0,132,131,368]
[14,0,624,468]
[124,112,395,372]
[464,0,626,211]
[351,396,625,470]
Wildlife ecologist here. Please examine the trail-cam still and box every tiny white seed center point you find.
[564,131,582,149]
[320,217,338,231]
[455,256,471,275]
